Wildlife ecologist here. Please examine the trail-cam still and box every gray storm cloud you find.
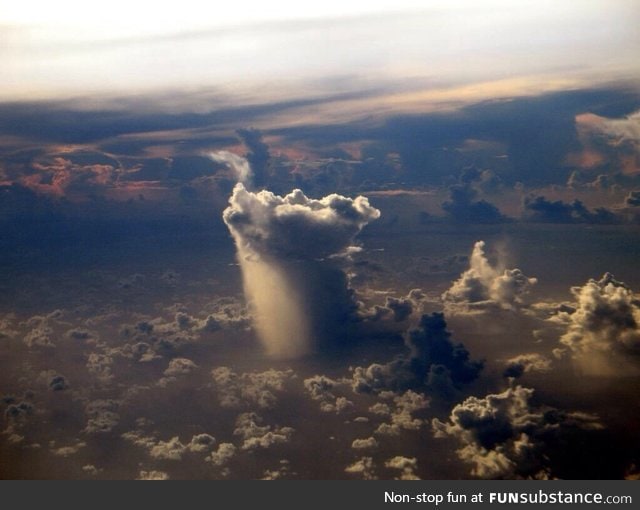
[222,164,380,357]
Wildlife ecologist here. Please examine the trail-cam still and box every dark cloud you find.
[48,374,69,391]
[274,88,640,186]
[523,195,621,224]
[4,401,33,421]
[433,385,609,479]
[442,185,507,223]
[237,129,271,189]
[351,312,482,398]
[503,354,552,379]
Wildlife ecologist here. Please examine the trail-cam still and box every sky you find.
[1,1,640,480]
[2,1,639,101]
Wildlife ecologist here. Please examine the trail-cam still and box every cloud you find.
[137,470,170,480]
[523,196,621,224]
[39,371,69,391]
[206,443,237,467]
[373,390,429,436]
[83,399,120,434]
[51,441,86,457]
[625,190,640,207]
[573,110,640,175]
[124,431,216,460]
[158,357,198,386]
[351,437,378,450]
[232,412,294,451]
[82,465,102,476]
[22,312,62,349]
[385,456,420,480]
[4,401,33,421]
[86,352,115,384]
[344,456,377,480]
[210,151,252,187]
[351,312,482,398]
[503,353,552,379]
[303,375,353,414]
[211,367,293,409]
[237,129,271,189]
[555,273,640,375]
[149,437,189,460]
[223,181,379,357]
[443,241,537,312]
[261,460,295,480]
[433,385,604,479]
[358,289,425,323]
[164,357,198,376]
[442,185,507,223]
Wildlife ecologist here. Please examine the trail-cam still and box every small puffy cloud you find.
[125,432,216,460]
[351,437,378,450]
[51,441,86,457]
[261,459,294,480]
[443,241,536,312]
[433,385,604,479]
[23,324,55,349]
[556,273,640,374]
[38,370,69,391]
[385,456,420,480]
[345,457,377,480]
[83,400,120,434]
[206,443,236,467]
[159,357,198,385]
[188,433,217,453]
[149,436,187,460]
[503,354,552,379]
[86,352,115,384]
[82,465,102,476]
[374,390,429,436]
[233,412,294,451]
[303,375,353,414]
[4,401,33,421]
[211,367,293,409]
[137,470,169,480]
[358,289,425,323]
